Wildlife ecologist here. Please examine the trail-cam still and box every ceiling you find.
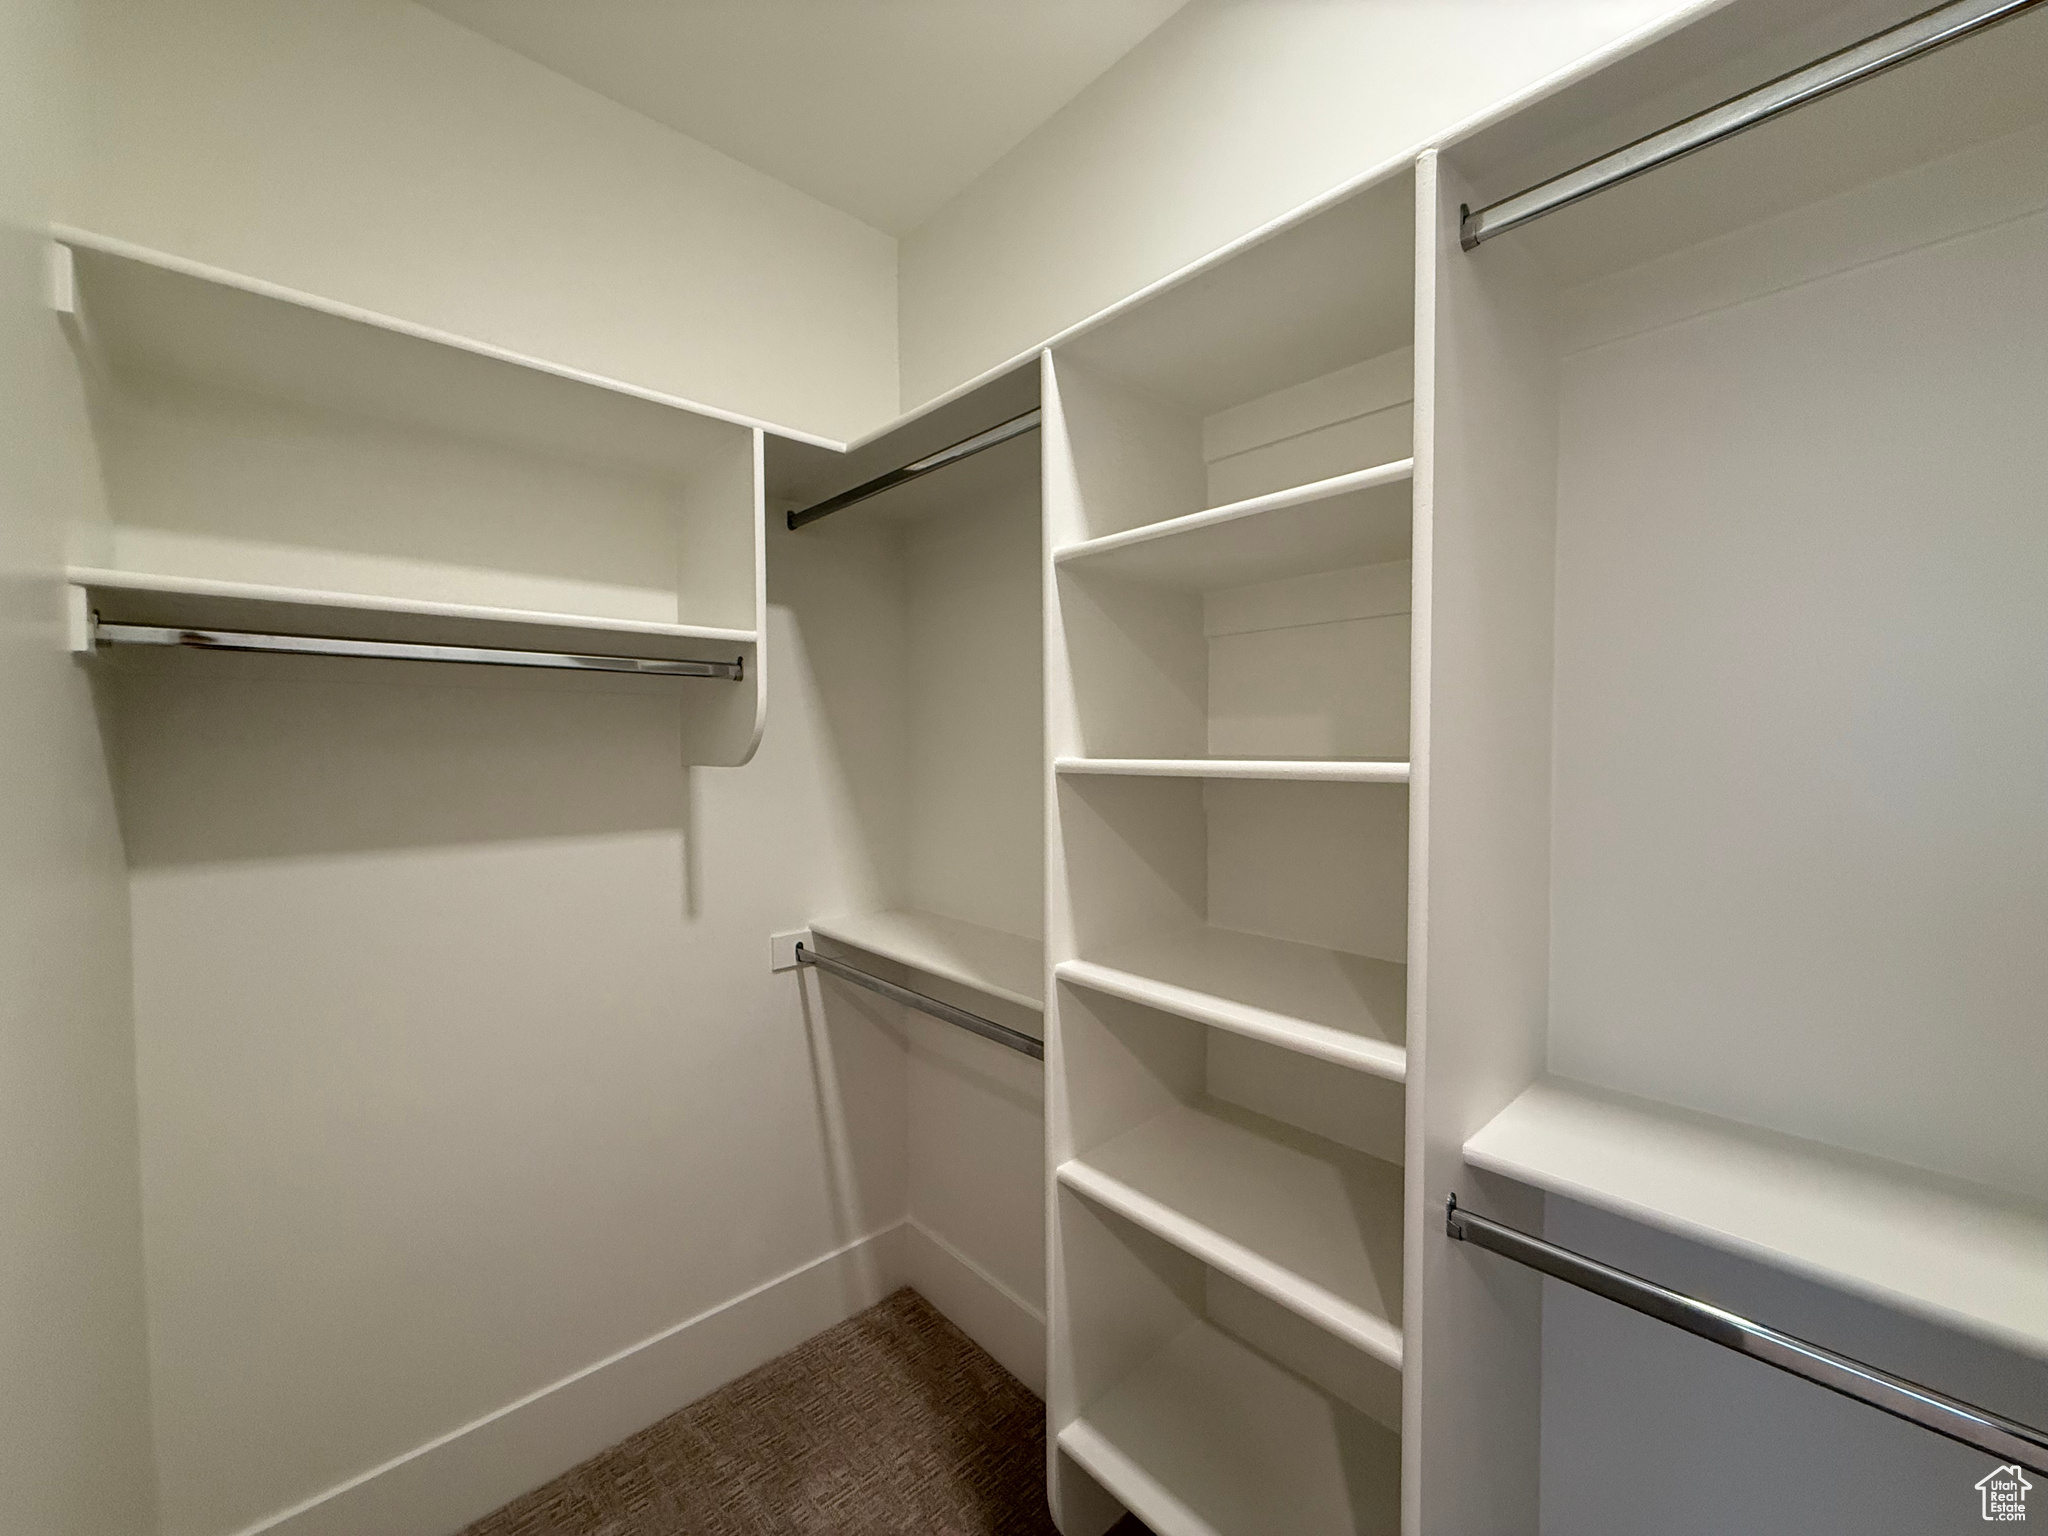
[420,0,1191,236]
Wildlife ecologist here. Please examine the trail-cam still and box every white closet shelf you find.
[1465,1077,2048,1360]
[1060,1101,1403,1367]
[807,909,1043,1013]
[54,227,781,478]
[68,568,755,655]
[1052,460,1412,592]
[1057,930,1405,1082]
[1056,757,1409,783]
[1059,1322,1400,1536]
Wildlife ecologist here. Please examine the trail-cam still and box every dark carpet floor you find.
[460,1287,1137,1536]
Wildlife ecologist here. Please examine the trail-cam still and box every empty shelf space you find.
[68,568,756,654]
[1053,461,1412,591]
[1062,1101,1403,1365]
[1464,1077,2048,1360]
[807,909,1043,1013]
[1059,1321,1400,1536]
[1056,538,1411,762]
[1061,929,1405,1081]
[1056,757,1408,783]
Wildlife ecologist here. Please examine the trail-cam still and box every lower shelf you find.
[1464,1076,2048,1360]
[1060,1321,1400,1536]
[806,908,1043,1013]
[1060,1101,1403,1367]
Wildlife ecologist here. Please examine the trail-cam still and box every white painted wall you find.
[67,0,900,445]
[116,525,922,1536]
[0,0,159,1530]
[898,0,1689,409]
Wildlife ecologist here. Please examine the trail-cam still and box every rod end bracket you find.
[1458,204,1482,252]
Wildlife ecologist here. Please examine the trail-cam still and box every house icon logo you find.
[1978,1464,2031,1522]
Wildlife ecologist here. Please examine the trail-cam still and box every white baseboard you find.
[237,1224,909,1536]
[903,1217,1047,1398]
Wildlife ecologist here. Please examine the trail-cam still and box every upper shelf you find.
[56,228,756,484]
[1056,167,1414,418]
[808,908,1043,1014]
[1054,460,1412,591]
[1464,1077,2048,1361]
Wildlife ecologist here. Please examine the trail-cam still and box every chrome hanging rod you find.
[794,943,1044,1060]
[91,620,744,680]
[1445,1196,2048,1473]
[787,408,1041,530]
[1459,0,2045,250]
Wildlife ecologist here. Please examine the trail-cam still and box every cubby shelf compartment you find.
[1060,1101,1403,1366]
[1057,959,1404,1081]
[1059,1322,1401,1536]
[1053,460,1412,592]
[808,909,1043,1013]
[1465,1078,2048,1360]
[1058,927,1405,1081]
[1057,757,1408,784]
[55,229,768,676]
[68,567,756,655]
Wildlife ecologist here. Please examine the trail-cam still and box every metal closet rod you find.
[1459,0,2045,250]
[92,620,745,680]
[794,943,1044,1060]
[787,408,1042,530]
[1446,1196,2048,1474]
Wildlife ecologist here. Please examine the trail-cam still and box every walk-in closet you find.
[5,2,2043,1535]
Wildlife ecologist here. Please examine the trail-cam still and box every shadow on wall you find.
[101,650,698,871]
[798,972,911,1265]
[97,496,915,886]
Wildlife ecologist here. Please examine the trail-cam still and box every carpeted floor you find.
[460,1287,1107,1536]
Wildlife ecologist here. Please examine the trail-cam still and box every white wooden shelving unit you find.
[55,228,770,763]
[1044,164,1420,1536]
[1041,5,2048,1532]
